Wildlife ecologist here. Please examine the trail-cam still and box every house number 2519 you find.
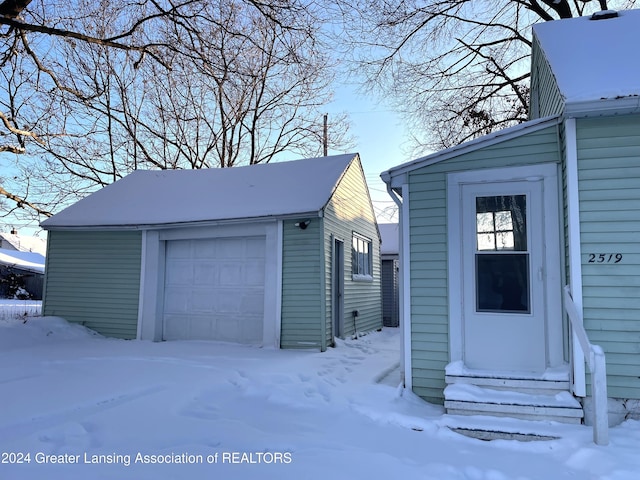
[587,253,623,263]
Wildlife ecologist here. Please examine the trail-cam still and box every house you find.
[41,154,382,350]
[0,249,45,299]
[379,223,399,327]
[0,231,47,256]
[381,10,640,439]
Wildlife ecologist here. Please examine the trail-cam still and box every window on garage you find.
[352,233,372,281]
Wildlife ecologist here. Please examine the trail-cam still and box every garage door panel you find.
[163,236,266,344]
[245,263,265,285]
[194,262,217,285]
[217,238,245,258]
[242,292,264,314]
[219,263,243,286]
[215,292,242,313]
[193,240,216,258]
[246,237,266,257]
[166,261,193,284]
[164,289,191,314]
[167,240,191,258]
[191,290,218,312]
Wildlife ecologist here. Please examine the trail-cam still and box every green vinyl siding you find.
[408,125,562,403]
[576,114,640,400]
[529,35,564,120]
[323,157,382,344]
[43,230,142,339]
[280,218,323,349]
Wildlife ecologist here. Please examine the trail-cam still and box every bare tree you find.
[335,0,637,152]
[0,0,351,225]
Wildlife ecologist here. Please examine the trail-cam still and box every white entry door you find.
[461,180,548,373]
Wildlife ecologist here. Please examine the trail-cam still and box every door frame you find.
[447,163,563,372]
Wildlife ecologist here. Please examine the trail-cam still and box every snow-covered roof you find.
[533,10,640,104]
[379,223,399,256]
[41,154,358,228]
[0,249,45,274]
[0,233,47,256]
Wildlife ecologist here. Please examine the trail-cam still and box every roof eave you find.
[382,115,562,181]
[41,210,323,231]
[564,96,640,118]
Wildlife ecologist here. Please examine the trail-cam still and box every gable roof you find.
[41,154,358,229]
[533,10,640,108]
[0,233,47,256]
[381,115,560,184]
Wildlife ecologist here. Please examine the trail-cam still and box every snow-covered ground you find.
[1,317,639,480]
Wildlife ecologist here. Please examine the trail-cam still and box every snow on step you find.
[444,384,584,424]
[441,414,586,442]
[445,384,581,408]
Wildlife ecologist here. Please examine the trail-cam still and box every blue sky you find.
[326,83,420,224]
[6,82,414,237]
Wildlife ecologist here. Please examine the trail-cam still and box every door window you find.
[475,195,530,314]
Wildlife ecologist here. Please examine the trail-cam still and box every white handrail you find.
[563,285,609,445]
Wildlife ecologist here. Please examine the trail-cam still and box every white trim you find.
[136,230,147,340]
[565,96,640,119]
[447,176,463,362]
[331,235,346,341]
[263,222,279,348]
[275,220,283,348]
[401,183,412,390]
[565,117,586,396]
[139,230,163,341]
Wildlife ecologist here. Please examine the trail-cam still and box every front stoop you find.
[445,383,584,424]
[444,365,584,437]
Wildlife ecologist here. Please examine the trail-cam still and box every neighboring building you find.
[382,10,640,435]
[379,223,399,327]
[41,154,382,350]
[0,249,45,299]
[0,232,47,256]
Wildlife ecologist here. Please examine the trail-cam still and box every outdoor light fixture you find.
[295,220,311,230]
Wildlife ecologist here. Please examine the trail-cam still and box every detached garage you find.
[41,154,382,350]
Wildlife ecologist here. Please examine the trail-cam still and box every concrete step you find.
[444,374,570,395]
[441,414,585,441]
[444,384,584,424]
[445,361,572,394]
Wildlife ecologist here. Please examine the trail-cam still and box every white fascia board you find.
[382,116,561,181]
[564,96,640,118]
[41,212,322,232]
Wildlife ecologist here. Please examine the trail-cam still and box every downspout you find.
[319,212,327,352]
[384,178,412,390]
[565,117,587,397]
[275,220,283,348]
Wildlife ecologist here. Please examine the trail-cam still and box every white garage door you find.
[163,236,266,343]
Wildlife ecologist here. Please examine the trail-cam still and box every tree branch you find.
[0,184,52,217]
[0,16,172,69]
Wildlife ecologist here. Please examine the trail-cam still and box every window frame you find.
[351,232,373,282]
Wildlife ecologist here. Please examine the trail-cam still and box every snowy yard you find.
[1,316,639,480]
